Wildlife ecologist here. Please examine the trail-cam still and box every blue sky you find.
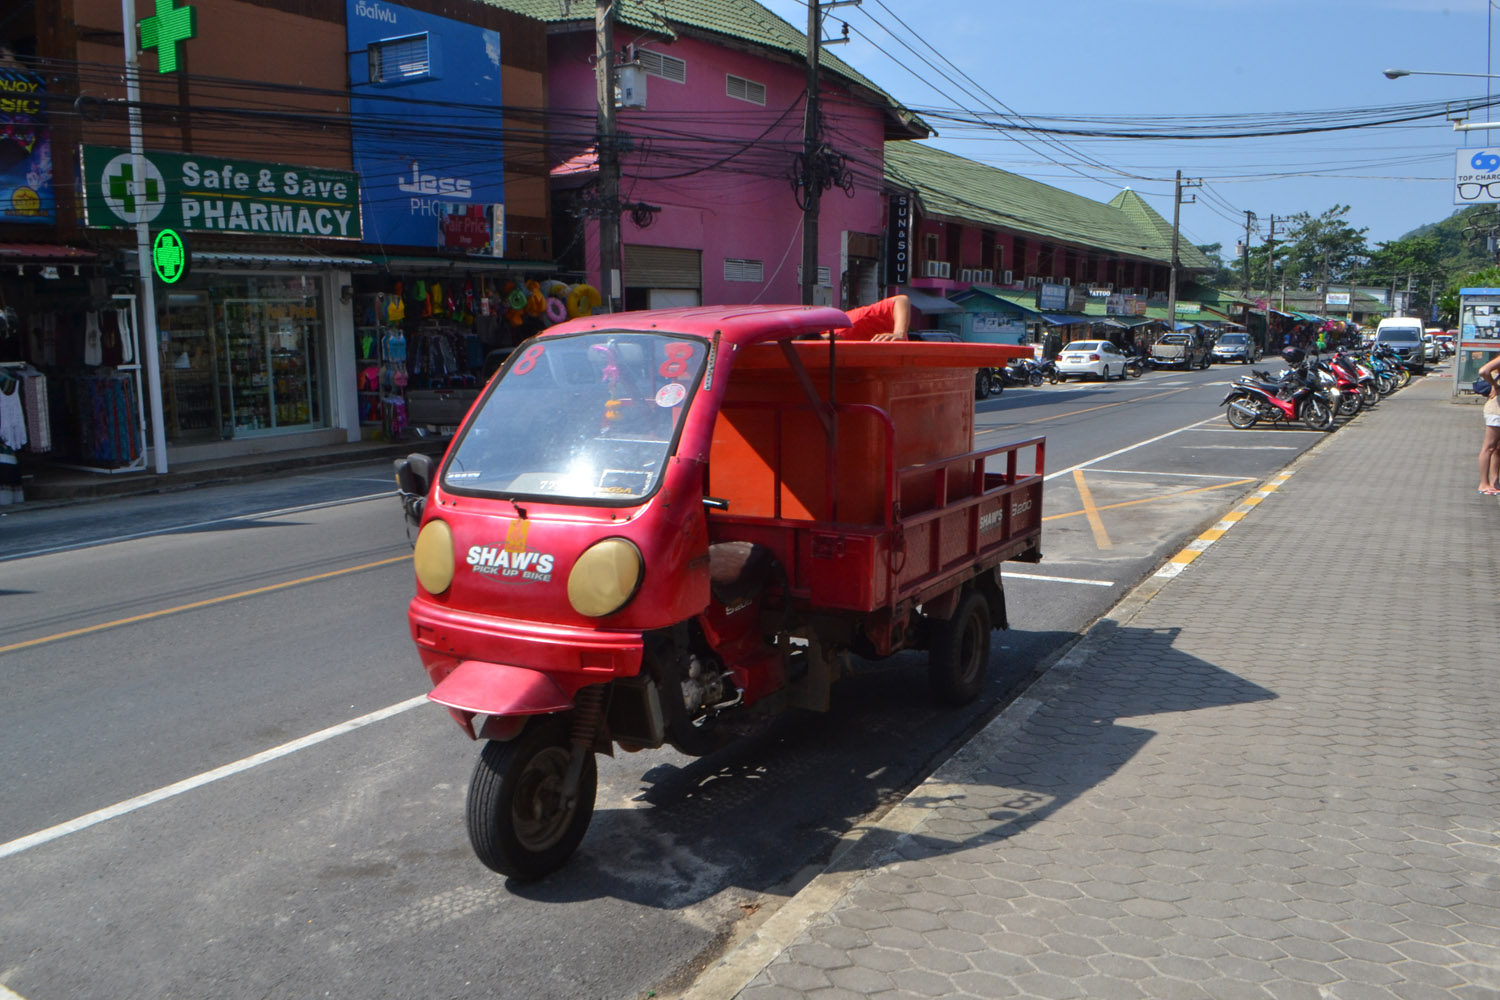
[757,0,1495,263]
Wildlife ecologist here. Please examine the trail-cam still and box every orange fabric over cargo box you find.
[708,341,1029,525]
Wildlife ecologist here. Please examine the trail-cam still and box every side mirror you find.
[394,453,433,527]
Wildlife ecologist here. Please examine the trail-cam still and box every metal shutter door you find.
[624,245,701,290]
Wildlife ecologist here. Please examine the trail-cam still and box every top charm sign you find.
[1455,148,1500,205]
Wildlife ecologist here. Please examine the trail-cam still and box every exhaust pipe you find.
[1228,399,1259,419]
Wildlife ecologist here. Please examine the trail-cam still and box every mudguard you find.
[428,660,574,716]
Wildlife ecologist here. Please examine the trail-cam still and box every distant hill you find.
[1398,205,1500,274]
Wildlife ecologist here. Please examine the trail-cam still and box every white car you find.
[1422,334,1440,363]
[1056,340,1128,381]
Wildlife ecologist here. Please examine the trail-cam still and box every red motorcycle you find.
[395,306,1043,880]
[1221,349,1336,432]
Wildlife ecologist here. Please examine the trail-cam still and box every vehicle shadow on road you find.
[505,622,1274,908]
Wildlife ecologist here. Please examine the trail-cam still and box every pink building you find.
[494,0,925,309]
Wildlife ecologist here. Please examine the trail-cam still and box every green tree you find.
[1281,205,1369,287]
[1195,242,1234,286]
[1436,263,1500,325]
[1366,234,1444,319]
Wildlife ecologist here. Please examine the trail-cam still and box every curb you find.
[670,444,1331,1000]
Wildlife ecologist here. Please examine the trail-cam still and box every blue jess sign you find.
[346,0,504,250]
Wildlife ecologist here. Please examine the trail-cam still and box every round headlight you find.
[567,538,642,618]
[413,519,455,595]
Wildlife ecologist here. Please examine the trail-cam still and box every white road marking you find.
[0,985,27,1000]
[1042,417,1218,481]
[1186,426,1322,434]
[0,695,429,860]
[2,491,396,563]
[1183,444,1301,450]
[1005,572,1114,587]
[1087,469,1250,480]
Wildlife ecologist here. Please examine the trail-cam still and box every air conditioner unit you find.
[1002,270,1013,285]
[980,269,994,283]
[921,260,951,279]
[1061,277,1072,287]
[959,268,975,282]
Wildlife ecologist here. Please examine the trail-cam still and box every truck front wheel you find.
[467,716,596,881]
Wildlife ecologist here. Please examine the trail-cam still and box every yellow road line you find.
[1043,478,1256,522]
[0,555,408,655]
[1072,469,1113,549]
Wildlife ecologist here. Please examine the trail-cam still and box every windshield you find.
[1062,342,1099,352]
[441,331,709,504]
[1218,334,1246,345]
[1159,334,1190,344]
[1376,327,1420,342]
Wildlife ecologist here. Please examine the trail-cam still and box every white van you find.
[1374,317,1427,374]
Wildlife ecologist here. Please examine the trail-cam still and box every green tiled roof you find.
[884,142,1213,271]
[475,0,925,135]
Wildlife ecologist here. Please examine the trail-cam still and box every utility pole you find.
[595,0,621,313]
[800,1,820,305]
[1265,214,1289,313]
[1241,210,1255,298]
[799,1,856,305]
[1165,170,1199,333]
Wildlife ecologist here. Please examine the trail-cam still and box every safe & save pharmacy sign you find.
[81,146,361,240]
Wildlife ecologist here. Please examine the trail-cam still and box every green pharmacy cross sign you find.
[152,228,188,283]
[139,0,197,74]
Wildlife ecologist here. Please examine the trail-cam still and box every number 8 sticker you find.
[512,344,545,375]
[659,343,696,378]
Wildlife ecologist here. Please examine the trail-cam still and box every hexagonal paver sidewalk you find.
[721,378,1500,1000]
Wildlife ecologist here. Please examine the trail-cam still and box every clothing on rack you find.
[21,367,51,453]
[0,374,26,451]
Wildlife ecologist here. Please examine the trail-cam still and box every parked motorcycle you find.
[1329,351,1379,409]
[1004,358,1046,387]
[1033,357,1062,384]
[1221,348,1336,432]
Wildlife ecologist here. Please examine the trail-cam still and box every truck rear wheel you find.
[928,589,991,706]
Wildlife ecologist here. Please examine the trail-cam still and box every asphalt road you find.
[0,359,1353,1000]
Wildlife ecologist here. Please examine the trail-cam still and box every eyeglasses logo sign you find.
[100,153,168,224]
[152,228,188,284]
[1455,148,1500,205]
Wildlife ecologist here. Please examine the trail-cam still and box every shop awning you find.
[196,251,373,268]
[953,285,1043,319]
[900,287,961,314]
[127,249,372,269]
[1041,313,1091,326]
[367,255,557,274]
[0,243,98,261]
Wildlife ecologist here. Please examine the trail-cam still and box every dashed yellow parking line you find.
[1154,472,1293,579]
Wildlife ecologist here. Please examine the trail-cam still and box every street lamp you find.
[1383,68,1500,80]
[1383,68,1500,131]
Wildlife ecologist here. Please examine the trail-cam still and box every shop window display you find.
[352,274,599,439]
[157,273,327,440]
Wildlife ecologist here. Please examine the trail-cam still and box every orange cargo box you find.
[709,340,1030,525]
